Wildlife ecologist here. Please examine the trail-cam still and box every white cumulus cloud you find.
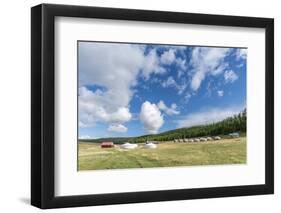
[235,49,247,60]
[217,90,224,97]
[190,47,231,91]
[161,76,188,95]
[141,48,166,79]
[224,70,238,83]
[161,76,177,88]
[107,124,128,133]
[157,100,180,115]
[79,86,132,128]
[177,106,242,128]
[160,49,176,65]
[140,101,164,134]
[78,42,172,129]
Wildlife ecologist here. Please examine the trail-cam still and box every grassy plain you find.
[78,137,246,171]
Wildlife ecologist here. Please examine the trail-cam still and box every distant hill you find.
[80,108,246,144]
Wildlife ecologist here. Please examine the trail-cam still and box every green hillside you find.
[80,109,246,144]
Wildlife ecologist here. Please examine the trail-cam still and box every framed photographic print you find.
[31,4,274,209]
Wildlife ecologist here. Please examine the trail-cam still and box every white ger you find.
[214,136,221,140]
[144,142,157,149]
[120,143,138,149]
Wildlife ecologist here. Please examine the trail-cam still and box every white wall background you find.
[0,0,279,212]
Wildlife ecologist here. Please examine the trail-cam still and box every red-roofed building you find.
[101,142,114,148]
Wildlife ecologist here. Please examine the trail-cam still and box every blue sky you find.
[78,42,246,139]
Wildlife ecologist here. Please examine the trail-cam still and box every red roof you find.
[101,142,113,145]
[101,142,114,148]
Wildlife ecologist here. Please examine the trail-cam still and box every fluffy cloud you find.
[175,58,187,76]
[79,43,189,126]
[160,49,176,65]
[190,47,231,91]
[177,106,242,128]
[107,124,128,133]
[161,76,177,88]
[235,49,247,60]
[79,87,132,127]
[161,76,187,95]
[79,43,142,128]
[79,42,143,88]
[217,90,224,97]
[140,101,164,134]
[78,43,171,129]
[141,48,166,79]
[224,70,238,83]
[157,100,180,115]
[160,48,187,78]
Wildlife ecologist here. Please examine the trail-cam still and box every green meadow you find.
[78,137,246,171]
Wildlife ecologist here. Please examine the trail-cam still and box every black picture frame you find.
[31,3,274,209]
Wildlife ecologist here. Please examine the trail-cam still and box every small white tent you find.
[144,143,157,149]
[120,143,138,149]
